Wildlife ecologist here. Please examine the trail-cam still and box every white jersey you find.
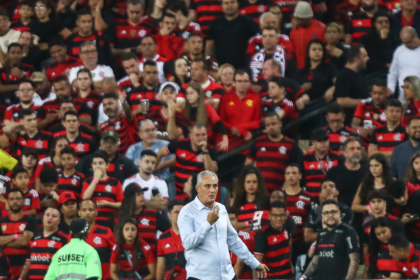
[0,29,21,67]
[123,174,169,200]
[139,54,167,84]
[68,64,115,84]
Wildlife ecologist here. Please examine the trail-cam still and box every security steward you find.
[45,218,102,280]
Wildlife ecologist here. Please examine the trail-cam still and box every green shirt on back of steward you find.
[45,238,102,280]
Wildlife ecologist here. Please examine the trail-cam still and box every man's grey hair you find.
[128,0,145,8]
[138,119,154,130]
[80,41,96,51]
[260,12,277,24]
[197,170,218,186]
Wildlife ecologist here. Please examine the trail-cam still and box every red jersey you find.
[247,34,295,56]
[85,224,116,280]
[219,92,261,151]
[154,33,185,61]
[114,19,153,49]
[57,170,85,198]
[146,108,189,139]
[290,20,326,69]
[71,90,102,112]
[15,130,52,160]
[82,177,124,224]
[354,98,387,127]
[262,98,298,123]
[189,0,223,36]
[393,243,420,279]
[21,189,40,214]
[110,239,156,278]
[284,190,311,242]
[231,230,254,279]
[173,22,202,40]
[67,133,98,160]
[403,99,420,127]
[4,103,42,123]
[239,0,275,23]
[100,115,137,154]
[34,157,61,179]
[10,19,35,33]
[46,56,83,82]
[180,79,224,101]
[157,228,186,280]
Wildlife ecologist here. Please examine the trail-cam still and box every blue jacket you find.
[391,10,420,36]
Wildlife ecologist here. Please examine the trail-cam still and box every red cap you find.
[58,191,77,205]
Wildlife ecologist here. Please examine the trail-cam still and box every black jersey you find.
[314,223,360,280]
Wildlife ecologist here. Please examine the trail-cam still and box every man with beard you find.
[391,116,420,179]
[76,131,138,184]
[100,92,136,154]
[301,200,360,280]
[246,112,303,195]
[387,233,420,279]
[58,191,78,232]
[123,150,169,211]
[326,136,368,207]
[20,207,69,280]
[335,44,370,126]
[79,199,116,280]
[4,79,41,125]
[345,0,382,44]
[146,82,189,140]
[0,189,36,279]
[303,180,354,244]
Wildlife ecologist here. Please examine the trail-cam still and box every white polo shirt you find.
[123,174,169,200]
[68,64,115,84]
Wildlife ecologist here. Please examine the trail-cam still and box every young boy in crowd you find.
[12,167,40,216]
[58,146,85,198]
[37,167,59,227]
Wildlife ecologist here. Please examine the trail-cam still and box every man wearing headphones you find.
[75,130,138,184]
[45,218,102,280]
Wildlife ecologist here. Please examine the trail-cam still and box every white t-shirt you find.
[68,64,115,84]
[139,55,167,84]
[123,174,169,200]
[0,29,21,67]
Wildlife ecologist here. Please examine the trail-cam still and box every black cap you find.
[124,183,149,197]
[70,218,89,235]
[311,128,329,141]
[21,147,38,156]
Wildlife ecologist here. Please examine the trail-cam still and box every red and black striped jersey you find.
[28,229,69,280]
[302,150,344,196]
[362,213,404,245]
[34,157,62,179]
[254,224,293,279]
[403,100,420,127]
[65,31,109,58]
[167,138,218,200]
[323,125,360,152]
[71,90,103,112]
[110,239,156,278]
[135,208,163,252]
[237,201,258,222]
[82,177,124,223]
[57,170,85,198]
[247,34,295,56]
[0,214,36,279]
[146,108,190,139]
[4,103,42,123]
[114,20,154,49]
[45,56,83,82]
[189,0,223,36]
[262,98,298,123]
[231,230,254,279]
[284,189,311,242]
[0,64,34,119]
[10,19,35,33]
[100,114,137,154]
[128,84,160,124]
[67,133,98,159]
[346,12,373,44]
[393,243,420,279]
[48,122,94,138]
[5,170,35,190]
[370,124,408,152]
[239,0,275,23]
[15,130,52,160]
[247,135,303,195]
[259,77,304,102]
[366,244,397,279]
[174,21,203,40]
[0,248,12,280]
[85,224,116,280]
[157,228,186,279]
[22,189,41,214]
[180,79,224,100]
[335,0,361,26]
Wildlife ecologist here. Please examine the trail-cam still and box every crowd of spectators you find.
[0,0,419,279]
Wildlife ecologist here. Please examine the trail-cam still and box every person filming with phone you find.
[177,170,269,280]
